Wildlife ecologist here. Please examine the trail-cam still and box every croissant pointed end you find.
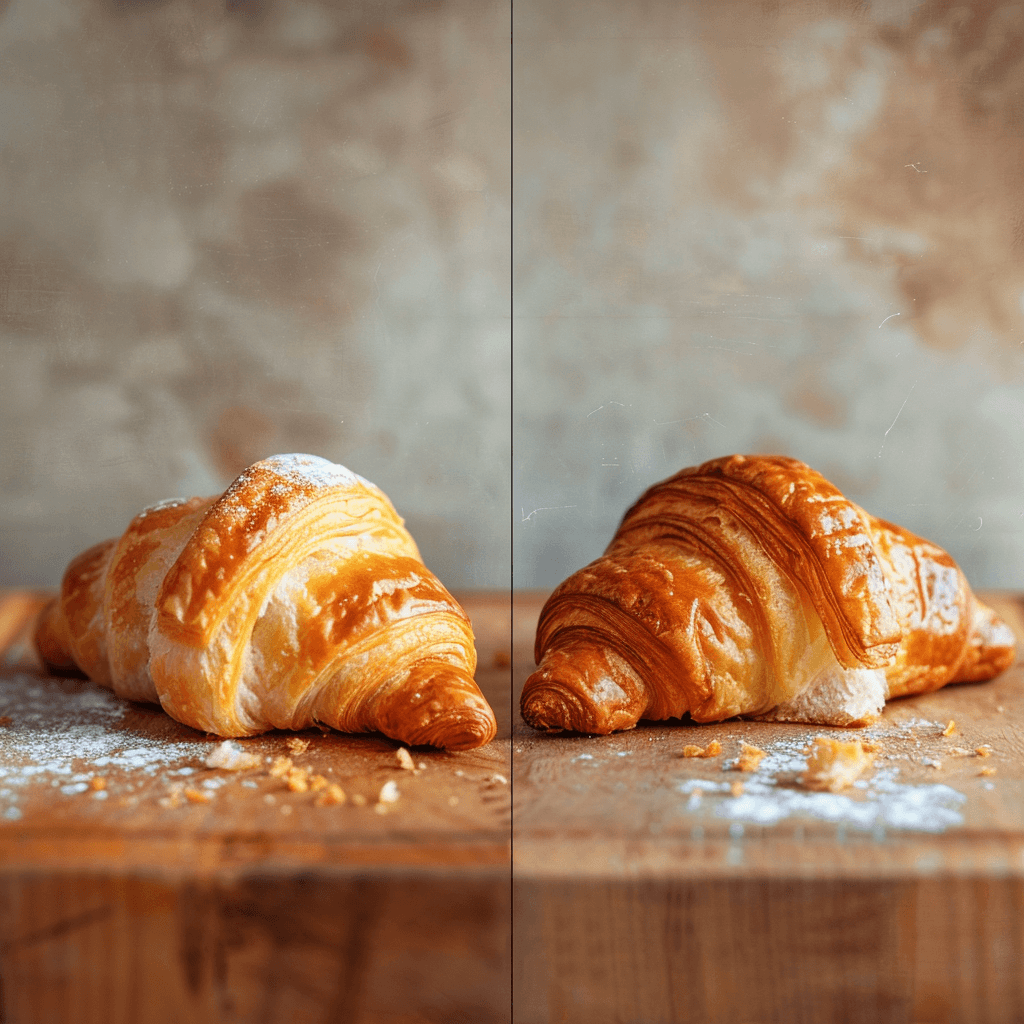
[520,650,645,735]
[374,665,498,750]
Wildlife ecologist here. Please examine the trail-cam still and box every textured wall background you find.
[0,0,510,589]
[514,0,1024,591]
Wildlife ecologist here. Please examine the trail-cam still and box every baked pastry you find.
[521,455,1016,734]
[35,454,497,750]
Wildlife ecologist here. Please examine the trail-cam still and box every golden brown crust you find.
[34,455,496,750]
[521,454,1016,736]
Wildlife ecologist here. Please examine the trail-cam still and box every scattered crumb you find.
[799,737,875,793]
[942,720,956,737]
[378,780,400,805]
[730,780,744,796]
[736,743,766,772]
[314,783,346,807]
[448,795,459,806]
[975,745,993,758]
[860,739,882,753]
[683,740,722,758]
[455,770,464,777]
[269,756,293,777]
[488,773,508,785]
[90,777,107,791]
[949,747,974,757]
[158,784,185,809]
[280,804,293,816]
[417,762,427,770]
[997,705,1005,713]
[285,736,310,757]
[309,774,328,792]
[184,788,212,804]
[921,757,942,769]
[205,740,262,771]
[396,748,416,771]
[351,794,367,807]
[286,767,310,793]
[373,802,389,815]
[979,767,997,777]
[0,716,12,726]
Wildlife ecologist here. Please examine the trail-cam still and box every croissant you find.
[521,455,1016,734]
[34,454,497,750]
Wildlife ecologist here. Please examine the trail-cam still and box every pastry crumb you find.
[315,783,346,807]
[158,784,185,809]
[975,745,993,758]
[448,795,459,806]
[860,739,882,753]
[730,780,744,796]
[269,756,293,778]
[205,740,262,771]
[308,774,328,792]
[979,767,997,777]
[396,748,416,771]
[949,746,973,756]
[286,767,310,793]
[378,780,399,805]
[735,743,766,772]
[921,757,942,769]
[90,777,107,791]
[285,736,310,757]
[417,761,427,770]
[488,773,508,785]
[184,788,212,804]
[350,794,367,807]
[683,740,722,758]
[799,737,875,793]
[941,720,956,737]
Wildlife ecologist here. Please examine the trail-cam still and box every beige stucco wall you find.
[514,0,1024,590]
[0,0,510,589]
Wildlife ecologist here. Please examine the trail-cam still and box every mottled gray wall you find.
[0,0,510,589]
[514,0,1024,590]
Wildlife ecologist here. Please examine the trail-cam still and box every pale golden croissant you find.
[35,454,497,750]
[521,454,1016,734]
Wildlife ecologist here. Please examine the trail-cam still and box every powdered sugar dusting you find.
[258,454,369,492]
[0,672,211,819]
[681,729,969,833]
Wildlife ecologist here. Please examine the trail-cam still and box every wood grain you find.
[0,590,511,1024]
[512,590,1024,1024]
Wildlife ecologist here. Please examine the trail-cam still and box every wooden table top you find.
[510,590,1024,882]
[2,588,1023,882]
[0,590,511,877]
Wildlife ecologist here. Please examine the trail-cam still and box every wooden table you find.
[4,590,1024,1023]
[511,591,1024,1024]
[0,590,511,1024]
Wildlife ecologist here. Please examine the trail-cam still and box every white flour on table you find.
[0,673,211,820]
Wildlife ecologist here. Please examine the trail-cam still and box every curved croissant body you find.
[35,454,497,750]
[521,455,1016,734]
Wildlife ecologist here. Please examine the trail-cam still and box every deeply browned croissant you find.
[35,454,497,750]
[521,455,1016,734]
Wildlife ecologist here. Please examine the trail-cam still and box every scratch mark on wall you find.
[878,380,916,458]
[521,506,578,522]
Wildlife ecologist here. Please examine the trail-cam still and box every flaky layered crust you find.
[35,454,497,750]
[521,454,1016,735]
